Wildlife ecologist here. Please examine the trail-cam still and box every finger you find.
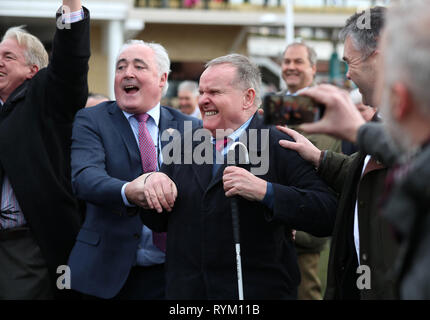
[300,86,337,107]
[299,120,330,135]
[161,180,175,208]
[223,179,233,192]
[154,183,171,212]
[279,139,300,152]
[144,188,155,210]
[171,181,178,200]
[225,187,238,198]
[148,188,163,213]
[276,125,301,141]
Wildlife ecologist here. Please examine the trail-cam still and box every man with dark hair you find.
[291,0,430,299]
[278,6,399,300]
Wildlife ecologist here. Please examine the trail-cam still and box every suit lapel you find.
[159,106,179,150]
[108,103,141,173]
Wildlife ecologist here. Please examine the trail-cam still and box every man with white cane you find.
[139,54,337,299]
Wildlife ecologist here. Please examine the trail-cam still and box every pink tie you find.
[134,113,166,253]
[215,137,229,153]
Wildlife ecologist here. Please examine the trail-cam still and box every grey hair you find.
[205,54,262,107]
[339,6,386,60]
[2,25,48,69]
[117,40,171,96]
[282,42,317,67]
[178,80,199,97]
[384,0,430,117]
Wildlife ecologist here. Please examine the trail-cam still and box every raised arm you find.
[45,0,90,121]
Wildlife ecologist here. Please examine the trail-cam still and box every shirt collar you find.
[286,86,310,96]
[211,114,254,144]
[122,102,161,126]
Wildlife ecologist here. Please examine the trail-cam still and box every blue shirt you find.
[120,103,165,266]
[211,114,274,209]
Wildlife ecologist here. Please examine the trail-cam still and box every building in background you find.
[0,0,390,105]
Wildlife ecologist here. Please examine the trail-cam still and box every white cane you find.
[227,141,250,301]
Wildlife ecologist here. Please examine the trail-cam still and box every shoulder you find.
[74,101,116,125]
[161,105,202,126]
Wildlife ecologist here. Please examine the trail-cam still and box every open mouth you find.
[123,85,139,94]
[205,111,219,116]
[0,72,6,77]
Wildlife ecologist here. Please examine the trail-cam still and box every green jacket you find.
[292,128,342,254]
[320,143,398,299]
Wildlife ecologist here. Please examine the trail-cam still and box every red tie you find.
[215,137,229,153]
[134,113,166,253]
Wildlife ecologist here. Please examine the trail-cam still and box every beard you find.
[380,86,417,155]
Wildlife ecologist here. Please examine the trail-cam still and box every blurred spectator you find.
[85,92,109,108]
[280,42,341,300]
[177,80,201,119]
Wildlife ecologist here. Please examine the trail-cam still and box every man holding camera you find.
[279,7,399,299]
[291,0,430,299]
[280,42,341,300]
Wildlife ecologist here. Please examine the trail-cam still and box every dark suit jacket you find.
[67,102,200,299]
[141,113,337,299]
[0,10,90,297]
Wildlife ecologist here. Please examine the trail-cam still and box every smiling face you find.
[0,38,38,102]
[343,36,379,107]
[178,89,198,115]
[281,45,316,94]
[114,44,167,114]
[198,64,255,137]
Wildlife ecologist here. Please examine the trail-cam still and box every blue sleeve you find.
[261,182,274,210]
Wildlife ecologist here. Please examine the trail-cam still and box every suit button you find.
[133,233,140,239]
[362,253,367,261]
[359,201,364,207]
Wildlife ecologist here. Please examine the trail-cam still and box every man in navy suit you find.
[139,54,337,299]
[67,40,200,299]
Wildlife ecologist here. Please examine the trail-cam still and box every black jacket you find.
[141,114,337,299]
[0,8,90,297]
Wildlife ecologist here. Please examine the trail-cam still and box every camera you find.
[262,93,325,126]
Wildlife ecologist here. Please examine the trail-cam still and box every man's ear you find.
[159,72,167,88]
[26,64,39,79]
[311,63,317,77]
[243,88,256,110]
[391,82,413,121]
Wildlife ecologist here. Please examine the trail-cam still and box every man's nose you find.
[198,94,209,107]
[124,65,135,78]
